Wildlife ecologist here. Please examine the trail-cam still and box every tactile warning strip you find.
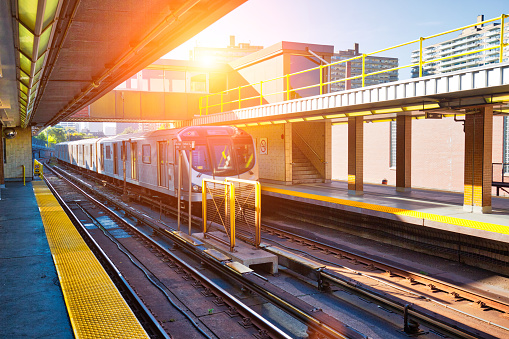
[32,181,149,339]
[262,186,509,236]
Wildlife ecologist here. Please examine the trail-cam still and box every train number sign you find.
[175,141,195,151]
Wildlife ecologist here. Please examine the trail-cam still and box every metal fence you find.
[202,178,261,252]
[202,179,236,252]
[225,178,261,248]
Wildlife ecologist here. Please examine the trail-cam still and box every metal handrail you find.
[293,130,324,163]
[199,14,508,115]
[492,162,509,182]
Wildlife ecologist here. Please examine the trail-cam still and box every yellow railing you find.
[199,14,508,115]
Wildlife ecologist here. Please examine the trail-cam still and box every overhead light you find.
[304,116,324,121]
[235,124,246,127]
[332,122,347,125]
[288,118,304,122]
[488,95,509,103]
[403,103,440,111]
[372,107,403,114]
[246,122,258,126]
[346,111,372,117]
[272,120,286,124]
[259,121,272,125]
[325,113,346,119]
[368,118,394,123]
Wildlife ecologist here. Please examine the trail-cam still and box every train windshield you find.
[188,138,255,176]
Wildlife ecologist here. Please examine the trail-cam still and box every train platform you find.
[261,181,509,243]
[0,181,149,338]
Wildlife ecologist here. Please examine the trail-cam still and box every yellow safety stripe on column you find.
[261,186,509,236]
[32,181,149,339]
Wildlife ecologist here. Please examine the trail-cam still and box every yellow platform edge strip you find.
[262,186,509,236]
[32,181,149,339]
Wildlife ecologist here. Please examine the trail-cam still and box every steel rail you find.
[50,163,368,339]
[42,169,170,339]
[46,165,294,339]
[261,222,509,315]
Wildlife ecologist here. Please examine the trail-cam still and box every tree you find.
[47,127,66,144]
[120,126,139,135]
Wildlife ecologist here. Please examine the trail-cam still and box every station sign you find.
[175,141,195,151]
[259,138,268,155]
[425,112,443,119]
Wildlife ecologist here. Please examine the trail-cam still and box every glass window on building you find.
[164,70,186,92]
[390,121,396,168]
[504,116,509,174]
[143,69,164,92]
[187,72,208,93]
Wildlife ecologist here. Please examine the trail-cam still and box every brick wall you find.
[331,116,507,196]
[4,127,33,180]
[242,124,288,182]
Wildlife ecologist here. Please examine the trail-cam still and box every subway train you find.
[55,126,258,202]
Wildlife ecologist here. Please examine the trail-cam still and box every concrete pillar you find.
[396,115,411,192]
[463,107,493,213]
[284,123,293,185]
[348,116,363,195]
[324,120,332,183]
[0,125,4,188]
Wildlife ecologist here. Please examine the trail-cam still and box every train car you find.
[56,126,258,202]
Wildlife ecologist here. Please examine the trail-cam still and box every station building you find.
[63,37,509,198]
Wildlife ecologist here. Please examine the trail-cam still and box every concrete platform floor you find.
[0,181,73,338]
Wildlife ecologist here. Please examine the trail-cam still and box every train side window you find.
[105,145,111,159]
[100,145,104,171]
[142,144,151,164]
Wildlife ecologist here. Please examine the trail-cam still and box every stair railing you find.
[293,131,326,179]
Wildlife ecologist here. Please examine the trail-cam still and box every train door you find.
[172,139,179,192]
[89,145,93,169]
[80,145,85,166]
[113,143,118,175]
[158,141,168,188]
[100,144,104,171]
[131,142,138,180]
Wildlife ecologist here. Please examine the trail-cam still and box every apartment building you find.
[330,43,398,92]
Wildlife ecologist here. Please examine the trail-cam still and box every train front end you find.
[178,126,258,200]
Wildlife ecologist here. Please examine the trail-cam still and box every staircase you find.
[292,144,323,184]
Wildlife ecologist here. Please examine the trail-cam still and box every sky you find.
[164,0,508,77]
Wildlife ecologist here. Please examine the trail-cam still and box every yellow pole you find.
[319,65,323,95]
[229,183,235,252]
[260,81,263,105]
[500,14,506,63]
[202,179,207,234]
[286,74,290,101]
[419,37,424,77]
[362,54,366,87]
[22,165,25,186]
[255,181,261,247]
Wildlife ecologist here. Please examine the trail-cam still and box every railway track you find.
[48,162,509,338]
[46,164,369,338]
[259,220,509,339]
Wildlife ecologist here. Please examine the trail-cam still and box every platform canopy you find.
[0,0,246,133]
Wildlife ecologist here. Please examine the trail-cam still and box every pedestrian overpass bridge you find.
[182,61,509,127]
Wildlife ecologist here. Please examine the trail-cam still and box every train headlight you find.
[192,184,202,193]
